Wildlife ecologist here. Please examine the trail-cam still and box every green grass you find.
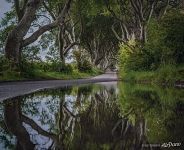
[34,69,101,80]
[119,71,155,83]
[0,68,102,82]
[119,64,184,85]
[0,70,26,81]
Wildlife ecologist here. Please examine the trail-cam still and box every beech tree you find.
[104,0,181,44]
[81,15,118,69]
[43,0,80,65]
[75,0,119,69]
[5,0,72,67]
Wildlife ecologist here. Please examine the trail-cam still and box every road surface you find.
[0,72,118,101]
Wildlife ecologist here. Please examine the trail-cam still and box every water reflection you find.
[0,82,183,150]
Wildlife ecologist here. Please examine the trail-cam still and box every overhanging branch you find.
[21,0,73,48]
[21,21,58,47]
[22,115,57,140]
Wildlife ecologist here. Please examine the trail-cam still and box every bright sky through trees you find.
[0,0,11,19]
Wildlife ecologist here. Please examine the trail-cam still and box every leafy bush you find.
[73,50,93,72]
[59,63,73,73]
[0,56,24,80]
[144,11,184,66]
[0,56,11,72]
[78,59,92,72]
[119,11,184,77]
[155,64,178,85]
[161,10,184,64]
[119,41,152,72]
[40,61,73,73]
[0,56,38,78]
[19,59,36,77]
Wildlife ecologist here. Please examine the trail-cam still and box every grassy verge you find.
[0,68,102,82]
[119,64,184,86]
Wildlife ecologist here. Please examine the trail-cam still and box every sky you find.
[0,0,12,19]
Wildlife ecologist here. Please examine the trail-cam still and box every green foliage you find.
[78,59,92,72]
[0,56,11,72]
[119,40,152,71]
[0,57,23,80]
[161,10,184,64]
[143,19,166,70]
[0,24,15,52]
[118,82,184,143]
[39,61,73,73]
[59,63,73,73]
[119,10,184,84]
[144,10,184,66]
[0,59,101,81]
[73,50,93,72]
[19,59,37,78]
[155,64,178,85]
[22,46,41,62]
[119,65,183,85]
[0,10,16,53]
[120,71,155,83]
[0,10,16,27]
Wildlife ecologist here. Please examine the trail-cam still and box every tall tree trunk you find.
[5,36,21,66]
[140,24,147,44]
[59,27,66,65]
[5,0,42,66]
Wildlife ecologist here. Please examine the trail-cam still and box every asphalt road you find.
[0,72,118,101]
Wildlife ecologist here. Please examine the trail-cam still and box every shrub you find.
[73,50,93,72]
[119,12,184,74]
[0,56,11,72]
[19,59,36,77]
[155,64,178,85]
[0,56,23,80]
[41,61,74,73]
[59,63,73,73]
[49,61,61,72]
[161,10,184,64]
[78,59,92,72]
[119,41,152,72]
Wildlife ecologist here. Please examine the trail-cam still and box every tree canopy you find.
[0,0,183,81]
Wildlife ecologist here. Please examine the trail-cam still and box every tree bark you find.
[59,26,66,64]
[5,0,42,66]
[140,24,147,44]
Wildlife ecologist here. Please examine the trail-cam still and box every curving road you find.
[0,72,118,101]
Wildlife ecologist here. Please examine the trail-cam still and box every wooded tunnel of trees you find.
[0,0,183,83]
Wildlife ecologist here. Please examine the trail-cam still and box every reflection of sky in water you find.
[21,94,79,149]
[24,123,52,149]
[65,95,78,115]
[23,96,60,131]
[22,96,60,149]
[0,82,183,149]
[0,130,16,150]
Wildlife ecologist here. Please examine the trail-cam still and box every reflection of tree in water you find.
[1,86,95,150]
[118,83,184,149]
[73,87,120,150]
[4,100,35,150]
[1,84,183,150]
[1,85,150,150]
[1,85,121,149]
[0,102,16,149]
